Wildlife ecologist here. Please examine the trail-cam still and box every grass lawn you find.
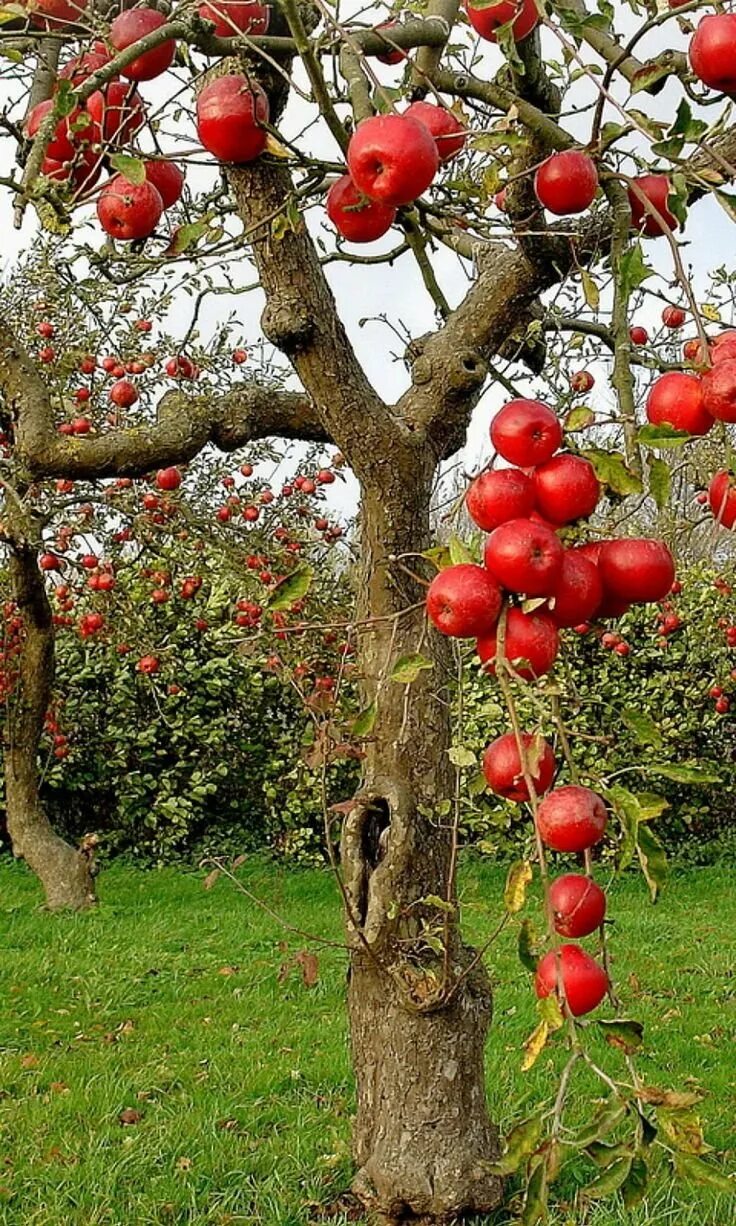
[0,857,733,1225]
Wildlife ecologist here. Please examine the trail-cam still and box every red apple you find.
[137,654,160,674]
[426,563,502,637]
[690,14,736,95]
[536,784,608,852]
[482,731,556,802]
[144,160,185,209]
[646,371,712,435]
[483,518,564,597]
[477,607,559,680]
[709,470,736,528]
[87,83,146,145]
[372,20,405,64]
[702,359,736,423]
[109,379,138,407]
[549,874,606,938]
[534,151,598,215]
[347,115,439,207]
[326,175,396,243]
[404,101,467,164]
[156,467,182,491]
[535,945,609,1016]
[662,305,686,329]
[196,76,269,162]
[197,0,269,37]
[490,399,562,467]
[25,99,98,162]
[25,0,88,30]
[465,0,539,43]
[570,370,594,393]
[547,549,603,628]
[629,326,648,346]
[109,9,176,82]
[97,176,163,240]
[627,175,677,238]
[598,538,675,604]
[532,454,600,525]
[465,468,535,532]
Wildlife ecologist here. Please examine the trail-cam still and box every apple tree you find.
[1,0,736,1218]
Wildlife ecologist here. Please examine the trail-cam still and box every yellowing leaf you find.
[521,1019,549,1071]
[504,859,532,913]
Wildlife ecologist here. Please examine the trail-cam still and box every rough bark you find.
[4,532,95,910]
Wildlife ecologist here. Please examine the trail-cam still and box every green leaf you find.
[672,1151,734,1194]
[518,917,540,973]
[581,449,643,496]
[537,992,564,1031]
[422,544,452,571]
[504,859,532,914]
[352,703,376,737]
[668,173,689,229]
[448,745,476,768]
[669,98,708,142]
[520,1160,548,1225]
[715,190,736,226]
[648,455,671,509]
[390,653,434,684]
[575,1099,627,1149]
[165,218,212,257]
[637,423,691,448]
[622,1154,649,1209]
[587,1140,634,1168]
[605,783,641,873]
[565,405,595,432]
[621,708,663,749]
[596,1018,644,1054]
[636,793,669,822]
[489,1113,544,1176]
[581,1156,633,1199]
[420,893,455,913]
[448,535,475,566]
[581,270,600,311]
[109,154,147,186]
[619,242,654,300]
[646,763,720,784]
[267,565,313,612]
[637,823,668,902]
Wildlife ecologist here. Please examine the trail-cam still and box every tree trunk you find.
[4,539,96,910]
[341,454,502,1222]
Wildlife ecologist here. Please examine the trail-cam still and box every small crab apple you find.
[196,76,269,163]
[326,175,396,243]
[549,874,606,938]
[482,732,556,802]
[483,518,564,597]
[536,785,608,853]
[646,371,712,436]
[156,467,182,491]
[490,399,562,467]
[465,468,535,532]
[477,607,560,680]
[629,325,649,346]
[109,379,138,408]
[535,945,609,1016]
[716,696,731,714]
[570,370,594,393]
[348,115,439,207]
[232,349,248,365]
[137,655,160,675]
[627,175,678,237]
[534,151,598,215]
[426,564,502,638]
[662,305,686,329]
[404,101,467,164]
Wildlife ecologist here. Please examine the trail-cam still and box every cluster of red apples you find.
[425,397,676,1016]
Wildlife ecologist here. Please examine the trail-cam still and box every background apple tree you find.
[1,0,736,1219]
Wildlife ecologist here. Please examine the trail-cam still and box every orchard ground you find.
[0,858,733,1226]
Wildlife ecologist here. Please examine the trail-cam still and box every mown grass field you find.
[0,858,733,1225]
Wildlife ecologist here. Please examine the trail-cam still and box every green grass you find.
[0,858,733,1225]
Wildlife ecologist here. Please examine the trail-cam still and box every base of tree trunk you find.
[348,953,503,1223]
[12,822,97,911]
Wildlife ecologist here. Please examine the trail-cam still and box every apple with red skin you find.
[426,563,502,637]
[197,0,269,37]
[156,467,182,492]
[165,355,197,379]
[87,83,146,145]
[25,100,98,162]
[110,9,176,82]
[536,784,608,852]
[326,175,396,243]
[404,101,466,164]
[482,731,556,802]
[137,655,160,675]
[709,470,736,528]
[144,160,185,209]
[570,370,594,393]
[547,549,602,628]
[598,538,675,604]
[532,454,600,525]
[197,76,269,162]
[535,945,609,1016]
[347,115,439,207]
[25,0,88,30]
[646,371,712,436]
[465,0,539,43]
[97,176,163,240]
[662,305,686,329]
[534,151,598,215]
[690,14,736,95]
[627,175,677,237]
[465,468,535,532]
[483,518,563,597]
[629,326,648,345]
[549,875,606,938]
[490,399,562,467]
[59,43,111,85]
[372,20,405,64]
[702,360,736,422]
[40,554,62,572]
[109,379,138,408]
[477,607,560,680]
[716,696,731,714]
